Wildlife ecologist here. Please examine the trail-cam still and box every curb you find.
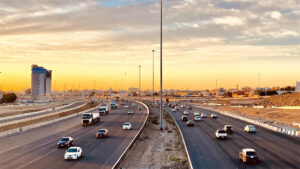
[112,101,150,169]
[0,104,99,137]
[163,107,194,169]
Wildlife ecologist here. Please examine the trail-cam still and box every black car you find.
[58,137,74,148]
[187,120,195,127]
[181,115,188,121]
[224,125,233,134]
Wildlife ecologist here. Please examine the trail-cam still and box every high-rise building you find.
[31,65,52,99]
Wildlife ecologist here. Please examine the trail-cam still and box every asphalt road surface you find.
[166,104,300,169]
[0,101,148,169]
[0,101,86,124]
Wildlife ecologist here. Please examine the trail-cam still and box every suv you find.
[181,115,188,121]
[58,137,74,148]
[224,125,233,134]
[244,125,256,133]
[239,148,259,164]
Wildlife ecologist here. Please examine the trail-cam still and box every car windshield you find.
[124,123,130,125]
[246,152,257,155]
[226,126,232,129]
[82,114,91,119]
[67,148,77,153]
[249,126,255,129]
[218,130,226,133]
[98,130,106,133]
[60,138,69,141]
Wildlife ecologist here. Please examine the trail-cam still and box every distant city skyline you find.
[0,0,299,91]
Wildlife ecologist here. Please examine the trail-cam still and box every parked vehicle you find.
[82,113,100,126]
[123,122,132,130]
[215,129,227,139]
[96,129,109,138]
[99,106,109,116]
[239,148,259,164]
[57,137,74,148]
[64,147,82,160]
[244,125,256,133]
[187,120,195,127]
[181,115,188,121]
[224,125,233,134]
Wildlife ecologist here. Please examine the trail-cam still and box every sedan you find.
[194,116,201,121]
[123,122,132,130]
[58,137,74,148]
[64,147,82,160]
[201,113,207,118]
[186,120,195,127]
[194,112,200,116]
[128,109,134,115]
[211,113,217,118]
[96,129,109,138]
[244,125,256,133]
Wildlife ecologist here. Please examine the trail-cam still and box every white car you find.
[201,113,207,118]
[194,112,200,116]
[195,116,201,121]
[172,109,176,112]
[128,109,134,115]
[64,147,82,160]
[183,111,189,115]
[123,122,132,130]
[215,129,227,139]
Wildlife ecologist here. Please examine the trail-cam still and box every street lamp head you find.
[152,50,155,53]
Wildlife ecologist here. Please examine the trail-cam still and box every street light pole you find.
[152,50,155,113]
[139,65,141,102]
[125,72,127,98]
[159,0,163,131]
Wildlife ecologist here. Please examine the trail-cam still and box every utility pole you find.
[216,79,218,96]
[125,72,127,98]
[159,0,163,131]
[152,50,155,112]
[139,65,141,102]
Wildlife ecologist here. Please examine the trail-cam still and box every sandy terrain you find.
[216,106,300,128]
[119,105,188,169]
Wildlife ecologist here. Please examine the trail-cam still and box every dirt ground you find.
[217,106,300,128]
[118,105,188,169]
[0,102,97,132]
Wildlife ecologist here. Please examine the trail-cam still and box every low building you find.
[296,82,300,92]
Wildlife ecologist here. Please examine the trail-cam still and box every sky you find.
[0,0,300,91]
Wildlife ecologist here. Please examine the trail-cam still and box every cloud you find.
[213,16,244,26]
[270,11,282,19]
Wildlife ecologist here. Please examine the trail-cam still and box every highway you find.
[165,104,300,169]
[0,101,86,124]
[0,101,148,169]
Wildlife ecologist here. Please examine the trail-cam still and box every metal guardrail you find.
[0,102,87,127]
[112,101,149,169]
[0,103,97,137]
[163,107,194,169]
[0,101,83,122]
[196,105,300,137]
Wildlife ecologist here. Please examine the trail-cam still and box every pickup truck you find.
[99,106,109,116]
[82,113,100,126]
[215,129,227,139]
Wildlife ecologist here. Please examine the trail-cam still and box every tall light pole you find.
[109,76,112,99]
[258,73,261,95]
[152,50,155,112]
[139,65,141,102]
[216,79,218,96]
[159,0,163,131]
[124,72,127,98]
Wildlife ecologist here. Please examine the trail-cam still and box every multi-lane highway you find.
[165,104,300,169]
[0,101,148,169]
